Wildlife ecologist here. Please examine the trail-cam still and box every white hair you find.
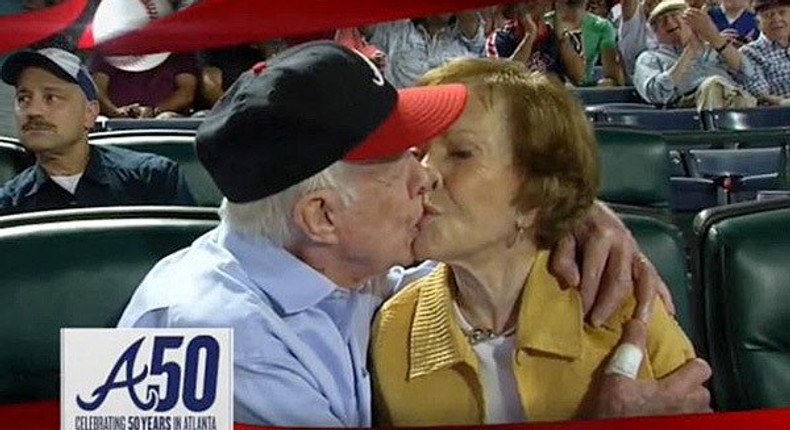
[219,161,357,247]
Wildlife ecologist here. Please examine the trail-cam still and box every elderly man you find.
[740,0,790,105]
[0,48,195,214]
[633,0,757,109]
[118,41,710,426]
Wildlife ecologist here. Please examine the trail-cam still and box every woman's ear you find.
[517,208,539,231]
[292,189,344,245]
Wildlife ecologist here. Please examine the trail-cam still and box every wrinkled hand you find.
[683,8,721,44]
[549,201,676,326]
[684,31,706,55]
[582,320,713,418]
[114,103,140,118]
[136,106,158,119]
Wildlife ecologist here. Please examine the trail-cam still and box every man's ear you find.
[84,100,100,130]
[292,189,344,245]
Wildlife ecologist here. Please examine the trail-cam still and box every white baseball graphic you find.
[92,0,173,72]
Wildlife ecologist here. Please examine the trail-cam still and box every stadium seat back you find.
[595,128,670,208]
[710,107,790,131]
[603,109,704,131]
[620,214,696,348]
[693,199,790,410]
[0,142,30,185]
[689,148,782,177]
[0,207,219,404]
[90,130,222,207]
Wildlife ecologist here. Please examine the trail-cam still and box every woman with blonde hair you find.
[371,58,700,425]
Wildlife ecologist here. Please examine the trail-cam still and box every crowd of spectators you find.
[3,0,788,125]
[0,0,788,214]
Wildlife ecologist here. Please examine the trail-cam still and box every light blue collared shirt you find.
[632,43,750,106]
[370,18,485,89]
[117,222,433,427]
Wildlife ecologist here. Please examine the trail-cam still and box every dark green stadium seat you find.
[620,213,696,350]
[0,206,219,404]
[0,139,33,187]
[94,118,203,132]
[602,109,704,131]
[572,86,643,105]
[692,199,790,410]
[709,107,790,131]
[595,128,671,210]
[89,129,222,207]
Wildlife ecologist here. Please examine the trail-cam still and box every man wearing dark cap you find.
[0,48,195,214]
[633,0,757,108]
[740,0,790,105]
[118,41,707,426]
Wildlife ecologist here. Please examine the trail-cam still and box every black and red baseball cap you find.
[196,41,467,203]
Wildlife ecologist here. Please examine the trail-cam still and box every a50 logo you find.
[76,335,219,413]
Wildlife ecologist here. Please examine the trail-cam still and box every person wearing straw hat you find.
[0,47,195,214]
[633,0,758,109]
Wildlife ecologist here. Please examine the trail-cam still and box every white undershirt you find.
[50,173,82,194]
[453,302,527,424]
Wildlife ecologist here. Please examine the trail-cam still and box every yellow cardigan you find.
[371,251,695,426]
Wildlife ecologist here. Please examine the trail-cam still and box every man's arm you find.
[684,7,745,72]
[235,354,346,426]
[600,20,625,85]
[155,73,198,114]
[92,71,137,118]
[509,15,538,63]
[633,49,690,105]
[581,319,712,417]
[164,162,196,206]
[557,32,587,85]
[549,201,676,327]
[200,66,224,107]
[621,0,640,22]
[553,5,586,85]
[667,37,703,87]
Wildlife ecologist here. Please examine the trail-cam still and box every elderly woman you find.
[371,59,697,425]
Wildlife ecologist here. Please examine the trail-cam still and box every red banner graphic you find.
[78,0,503,55]
[2,400,790,430]
[0,0,88,53]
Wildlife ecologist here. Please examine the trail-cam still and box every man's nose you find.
[414,154,440,196]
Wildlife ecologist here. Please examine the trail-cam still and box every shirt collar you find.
[407,251,586,381]
[23,144,108,197]
[24,164,51,197]
[657,43,683,55]
[82,145,112,185]
[756,32,788,50]
[217,222,337,315]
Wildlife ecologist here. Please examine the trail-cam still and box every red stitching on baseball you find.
[140,0,159,22]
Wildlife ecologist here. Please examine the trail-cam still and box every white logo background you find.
[62,328,233,430]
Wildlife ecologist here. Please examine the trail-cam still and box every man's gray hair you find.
[219,161,356,247]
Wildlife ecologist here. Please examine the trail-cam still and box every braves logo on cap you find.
[352,49,385,87]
